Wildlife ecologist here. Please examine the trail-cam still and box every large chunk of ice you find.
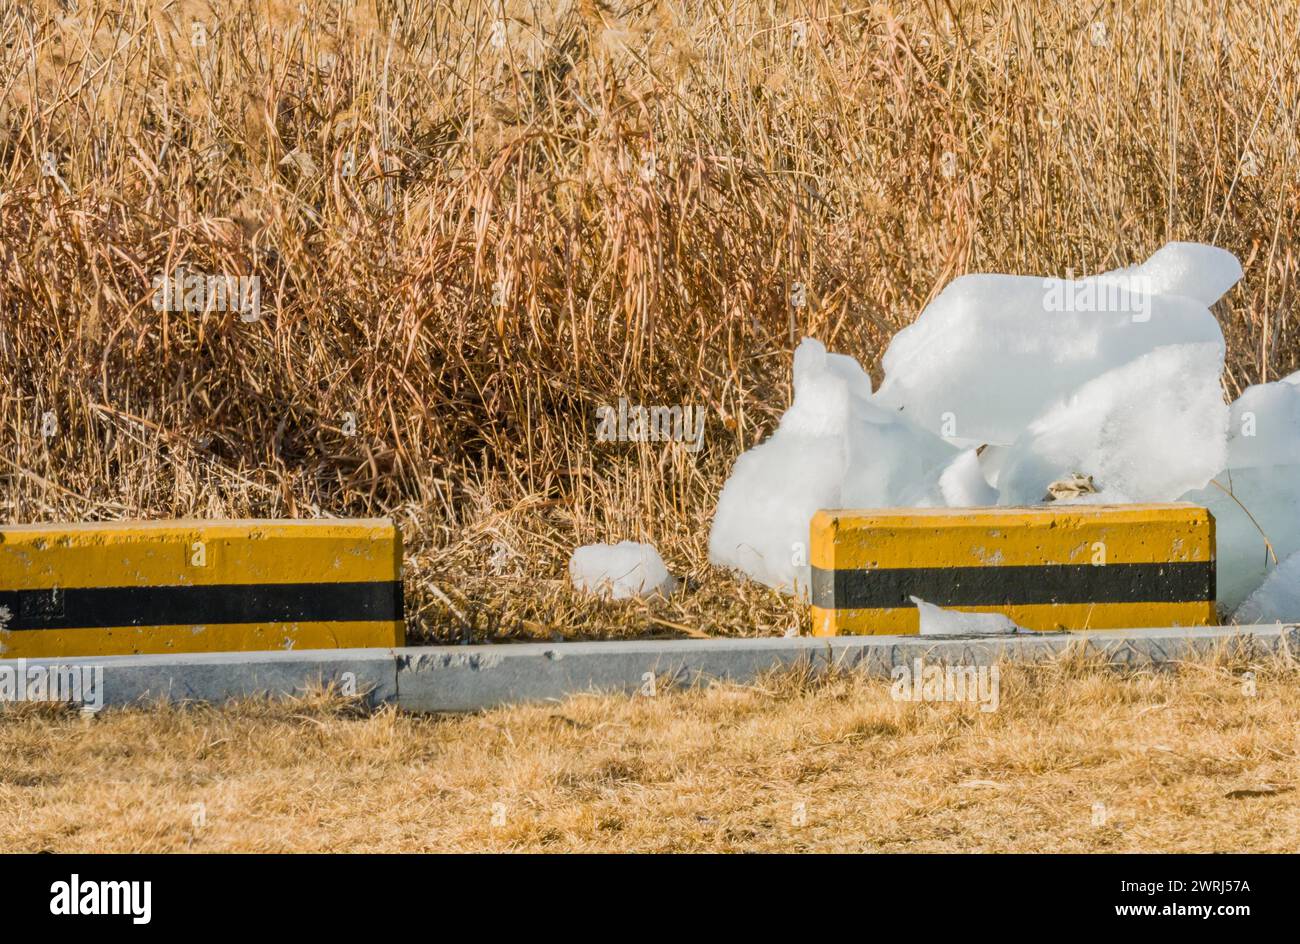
[912,597,1027,635]
[1109,241,1243,307]
[710,244,1271,607]
[1232,551,1300,624]
[1225,380,1300,468]
[873,243,1235,445]
[1178,380,1300,611]
[708,338,955,591]
[706,430,846,590]
[840,406,960,508]
[997,342,1228,504]
[1182,467,1300,612]
[569,541,674,600]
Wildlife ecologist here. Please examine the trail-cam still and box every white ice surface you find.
[1225,380,1300,468]
[706,243,1286,611]
[1232,551,1300,625]
[1108,241,1243,307]
[938,448,999,507]
[873,243,1235,445]
[996,342,1227,504]
[912,597,1027,635]
[569,541,674,600]
[1182,466,1300,612]
[708,338,954,591]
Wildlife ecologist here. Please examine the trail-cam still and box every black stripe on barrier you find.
[0,581,404,631]
[810,562,1215,609]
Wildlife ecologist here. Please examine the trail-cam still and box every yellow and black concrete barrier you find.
[810,504,1215,635]
[0,519,404,658]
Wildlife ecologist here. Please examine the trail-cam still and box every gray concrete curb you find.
[0,648,397,709]
[1,625,1293,713]
[394,625,1297,711]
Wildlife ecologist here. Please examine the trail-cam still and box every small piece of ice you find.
[569,541,674,600]
[912,596,1027,635]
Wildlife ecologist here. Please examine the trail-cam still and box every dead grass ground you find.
[2,654,1297,852]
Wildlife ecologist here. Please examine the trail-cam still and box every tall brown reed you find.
[1,1,1297,640]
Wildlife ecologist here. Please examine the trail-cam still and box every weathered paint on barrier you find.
[0,519,404,658]
[809,504,1217,635]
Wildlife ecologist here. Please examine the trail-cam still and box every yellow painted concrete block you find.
[809,504,1215,635]
[0,519,404,657]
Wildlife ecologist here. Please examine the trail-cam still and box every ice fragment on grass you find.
[569,541,675,600]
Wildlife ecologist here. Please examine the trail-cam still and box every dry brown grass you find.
[2,655,1298,852]
[1,1,1299,641]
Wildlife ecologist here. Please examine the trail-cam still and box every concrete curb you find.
[1,625,1293,713]
[0,648,397,709]
[394,625,1297,712]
